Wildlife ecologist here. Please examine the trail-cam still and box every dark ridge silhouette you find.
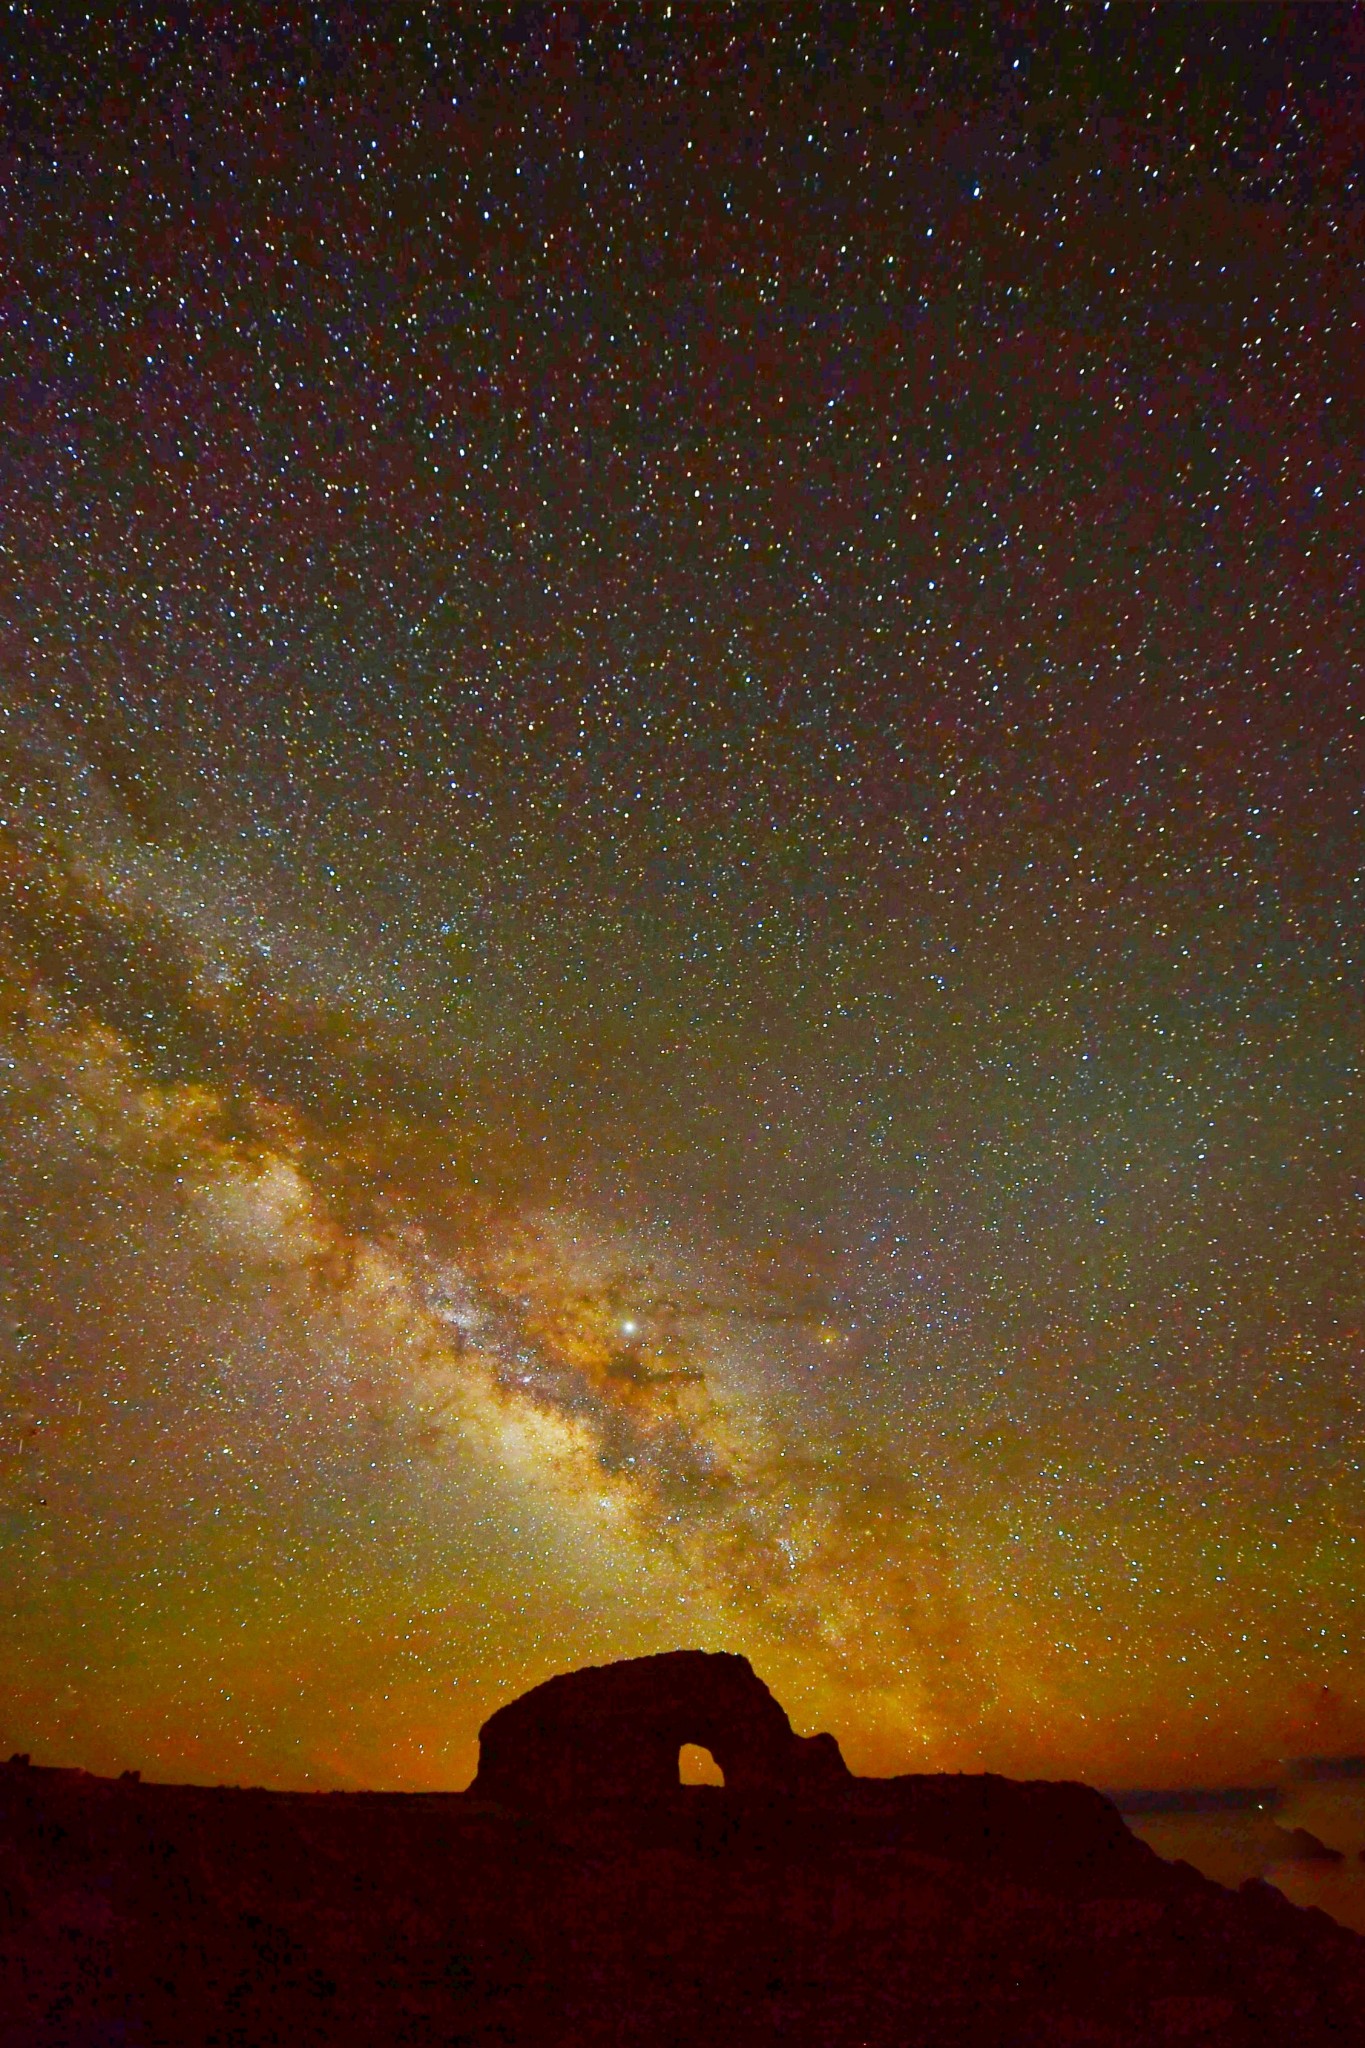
[3,1653,1365,2047]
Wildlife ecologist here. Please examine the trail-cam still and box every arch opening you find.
[678,1743,725,1787]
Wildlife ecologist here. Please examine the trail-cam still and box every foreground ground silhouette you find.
[3,1652,1363,2046]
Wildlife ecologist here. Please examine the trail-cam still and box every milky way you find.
[0,9,1361,1790]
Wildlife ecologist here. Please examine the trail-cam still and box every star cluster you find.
[0,6,1361,1790]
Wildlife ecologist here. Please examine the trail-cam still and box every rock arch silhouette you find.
[473,1650,849,1805]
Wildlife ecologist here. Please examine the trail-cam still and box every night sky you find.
[1,5,1361,1794]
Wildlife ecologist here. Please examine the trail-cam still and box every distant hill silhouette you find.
[3,1652,1364,2046]
[1110,1784,1283,1816]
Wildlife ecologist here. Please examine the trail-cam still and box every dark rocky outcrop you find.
[473,1649,850,1803]
[1273,1823,1346,1864]
[3,1657,1365,2046]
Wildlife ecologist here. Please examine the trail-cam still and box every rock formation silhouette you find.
[473,1649,850,1803]
[4,1655,1365,2046]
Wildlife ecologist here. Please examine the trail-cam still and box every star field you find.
[0,5,1361,1791]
